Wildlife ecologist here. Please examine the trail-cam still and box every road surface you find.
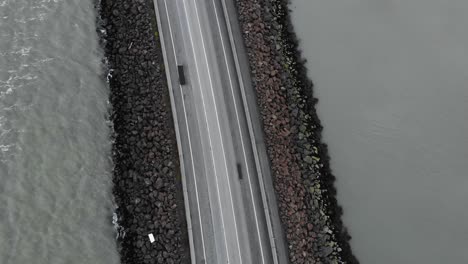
[153,0,288,263]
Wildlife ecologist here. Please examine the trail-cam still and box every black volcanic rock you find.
[235,0,359,263]
[96,0,190,263]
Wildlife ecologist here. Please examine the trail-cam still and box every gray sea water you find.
[0,0,119,263]
[290,0,468,263]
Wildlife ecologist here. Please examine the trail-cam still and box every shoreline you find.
[96,0,190,263]
[234,0,359,262]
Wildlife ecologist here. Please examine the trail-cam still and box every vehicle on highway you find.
[178,65,186,85]
[237,163,243,180]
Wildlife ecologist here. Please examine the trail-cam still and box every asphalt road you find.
[153,0,288,263]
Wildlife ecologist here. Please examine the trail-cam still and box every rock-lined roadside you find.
[96,0,190,263]
[235,0,359,263]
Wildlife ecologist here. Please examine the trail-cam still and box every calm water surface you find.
[0,0,119,263]
[290,0,468,263]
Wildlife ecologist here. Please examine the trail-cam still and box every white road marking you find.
[189,1,244,262]
[181,0,233,262]
[162,0,208,261]
[211,0,266,263]
[218,0,281,262]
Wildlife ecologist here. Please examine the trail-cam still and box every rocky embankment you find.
[97,0,189,263]
[235,0,359,263]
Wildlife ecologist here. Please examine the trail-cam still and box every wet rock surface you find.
[235,0,359,263]
[97,0,190,263]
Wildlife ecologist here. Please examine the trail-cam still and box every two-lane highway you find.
[153,0,288,263]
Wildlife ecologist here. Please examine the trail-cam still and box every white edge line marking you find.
[153,1,197,261]
[182,0,233,262]
[219,0,280,263]
[157,0,207,262]
[211,0,266,263]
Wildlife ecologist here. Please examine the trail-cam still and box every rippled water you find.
[290,0,468,263]
[0,0,119,263]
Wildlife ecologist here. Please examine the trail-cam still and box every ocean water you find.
[289,0,468,263]
[0,0,119,263]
